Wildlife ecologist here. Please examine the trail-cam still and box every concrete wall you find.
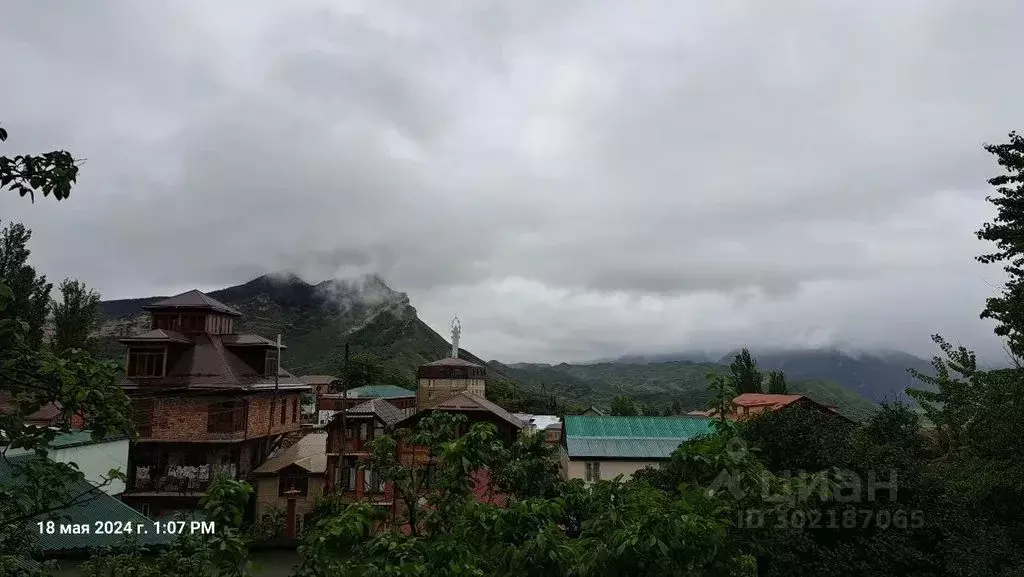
[416,378,486,409]
[8,438,130,495]
[52,438,130,495]
[564,458,662,483]
[254,474,325,530]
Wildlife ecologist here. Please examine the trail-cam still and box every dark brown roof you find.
[118,329,191,344]
[301,375,339,386]
[421,357,483,368]
[221,334,287,348]
[432,392,525,429]
[143,290,243,317]
[121,334,300,390]
[346,399,404,427]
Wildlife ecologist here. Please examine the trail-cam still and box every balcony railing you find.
[129,464,238,493]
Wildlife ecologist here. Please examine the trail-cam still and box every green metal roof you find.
[49,430,129,450]
[564,415,714,438]
[0,454,172,553]
[345,385,416,399]
[563,415,713,459]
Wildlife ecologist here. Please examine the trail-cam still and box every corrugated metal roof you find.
[0,454,172,552]
[566,437,692,459]
[49,431,129,449]
[563,415,714,459]
[564,415,714,438]
[344,385,416,399]
[346,399,405,427]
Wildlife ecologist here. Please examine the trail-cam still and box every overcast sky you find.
[2,0,1022,364]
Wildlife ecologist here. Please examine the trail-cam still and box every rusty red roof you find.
[733,393,806,407]
[143,290,243,317]
[0,393,64,424]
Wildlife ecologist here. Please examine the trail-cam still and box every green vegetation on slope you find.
[497,360,878,421]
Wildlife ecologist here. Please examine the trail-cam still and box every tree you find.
[50,278,101,356]
[976,131,1024,358]
[706,372,736,425]
[337,351,387,391]
[729,348,763,394]
[609,395,640,416]
[1,131,134,576]
[905,334,979,452]
[766,370,788,395]
[0,125,79,202]
[0,221,51,349]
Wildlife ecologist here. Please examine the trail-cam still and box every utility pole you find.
[338,342,349,493]
[266,334,281,456]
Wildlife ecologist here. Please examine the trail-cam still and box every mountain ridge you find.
[97,273,887,418]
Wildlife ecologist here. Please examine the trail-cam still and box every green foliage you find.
[739,405,856,473]
[977,131,1024,358]
[82,480,257,577]
[0,125,79,202]
[729,348,763,394]
[50,278,102,356]
[516,360,877,420]
[1,281,135,573]
[297,418,776,577]
[706,372,736,424]
[609,395,640,416]
[338,352,388,390]
[0,221,52,348]
[766,370,788,394]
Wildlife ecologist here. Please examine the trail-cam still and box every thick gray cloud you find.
[2,0,1021,364]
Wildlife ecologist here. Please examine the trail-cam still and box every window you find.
[265,350,279,377]
[359,423,368,440]
[280,399,286,425]
[292,397,298,423]
[208,400,244,434]
[127,349,165,377]
[279,469,309,496]
[339,460,356,491]
[179,314,206,332]
[585,461,601,482]
[365,467,385,493]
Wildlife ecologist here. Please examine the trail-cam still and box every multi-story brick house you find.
[117,290,309,517]
[324,399,405,505]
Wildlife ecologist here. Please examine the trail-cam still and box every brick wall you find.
[147,397,210,441]
[246,393,303,439]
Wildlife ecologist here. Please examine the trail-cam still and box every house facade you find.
[117,289,309,517]
[416,358,486,410]
[324,398,405,501]
[319,385,418,412]
[560,415,713,482]
[252,432,328,534]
